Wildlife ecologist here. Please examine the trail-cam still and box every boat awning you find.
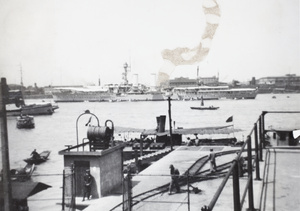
[0,181,51,200]
[173,125,239,135]
[115,125,241,136]
[114,126,145,133]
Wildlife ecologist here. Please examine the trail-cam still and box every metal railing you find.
[202,111,300,211]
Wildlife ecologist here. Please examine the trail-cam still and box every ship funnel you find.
[156,115,166,132]
[133,74,138,86]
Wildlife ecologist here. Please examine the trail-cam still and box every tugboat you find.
[16,115,35,129]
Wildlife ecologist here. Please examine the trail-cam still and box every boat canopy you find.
[114,125,240,136]
[0,181,51,200]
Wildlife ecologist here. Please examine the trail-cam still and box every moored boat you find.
[7,102,56,116]
[16,115,35,129]
[190,106,219,110]
[190,96,219,110]
[52,86,112,102]
[10,164,35,182]
[174,85,258,100]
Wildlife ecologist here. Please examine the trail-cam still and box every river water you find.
[3,93,300,210]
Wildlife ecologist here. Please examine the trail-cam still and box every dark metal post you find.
[246,136,255,211]
[168,96,173,150]
[71,164,76,211]
[62,169,65,211]
[76,111,99,151]
[261,112,266,148]
[140,135,143,157]
[254,123,261,180]
[128,170,132,211]
[0,78,12,211]
[258,117,263,161]
[232,161,241,211]
[187,173,190,211]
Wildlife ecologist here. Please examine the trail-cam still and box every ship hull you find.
[7,103,54,116]
[176,88,258,100]
[52,92,112,102]
[53,92,169,102]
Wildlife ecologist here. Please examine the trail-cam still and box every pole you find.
[232,161,241,211]
[261,112,266,148]
[254,123,261,180]
[168,96,173,150]
[258,117,263,161]
[246,136,255,210]
[140,135,143,157]
[0,78,12,211]
[62,169,65,211]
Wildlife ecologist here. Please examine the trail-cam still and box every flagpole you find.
[226,116,234,137]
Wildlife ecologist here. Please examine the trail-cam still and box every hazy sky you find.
[0,0,299,87]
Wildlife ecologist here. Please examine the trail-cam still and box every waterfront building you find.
[257,74,300,85]
[256,74,300,93]
[169,76,221,88]
[169,77,197,87]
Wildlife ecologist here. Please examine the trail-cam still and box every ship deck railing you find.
[201,111,300,211]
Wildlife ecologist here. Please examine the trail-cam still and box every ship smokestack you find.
[156,115,166,132]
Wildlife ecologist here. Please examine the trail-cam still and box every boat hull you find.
[7,103,55,116]
[52,92,112,102]
[175,86,258,100]
[53,92,169,102]
[190,106,219,110]
[24,150,51,165]
[10,164,35,181]
[16,116,35,129]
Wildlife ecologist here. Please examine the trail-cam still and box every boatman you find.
[82,169,93,201]
[169,164,180,194]
[208,148,217,173]
[30,149,40,160]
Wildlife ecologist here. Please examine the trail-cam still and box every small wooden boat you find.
[24,150,51,165]
[190,106,219,110]
[190,96,219,110]
[10,164,35,182]
[16,115,35,129]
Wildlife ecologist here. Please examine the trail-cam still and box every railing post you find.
[168,96,174,150]
[71,164,76,211]
[254,123,261,180]
[246,136,256,211]
[258,117,263,161]
[128,170,132,211]
[62,169,65,211]
[232,161,241,211]
[261,112,266,148]
[187,173,190,211]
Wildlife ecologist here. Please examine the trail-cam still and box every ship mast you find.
[122,62,130,85]
[20,63,24,87]
[197,66,200,86]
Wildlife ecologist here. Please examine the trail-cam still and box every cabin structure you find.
[59,143,125,199]
[59,112,126,203]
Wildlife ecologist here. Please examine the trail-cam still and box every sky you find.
[0,0,299,87]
